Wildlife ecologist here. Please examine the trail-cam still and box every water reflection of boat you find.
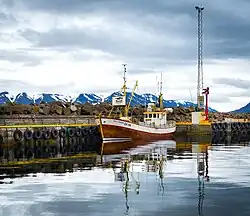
[100,139,147,155]
[112,149,166,215]
[101,139,176,164]
[102,140,211,215]
[101,140,212,163]
[101,138,176,156]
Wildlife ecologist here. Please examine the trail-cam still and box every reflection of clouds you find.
[0,168,120,216]
[1,167,116,186]
[0,171,191,216]
[164,159,198,178]
[209,146,250,186]
[128,140,176,153]
[164,145,250,187]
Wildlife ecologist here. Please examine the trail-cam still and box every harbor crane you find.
[195,5,204,111]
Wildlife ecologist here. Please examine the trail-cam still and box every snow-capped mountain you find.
[231,102,250,113]
[0,91,217,112]
[104,91,217,112]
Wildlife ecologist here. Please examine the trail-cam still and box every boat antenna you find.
[156,76,159,96]
[122,64,127,117]
[160,73,163,95]
[158,73,163,109]
[122,64,127,97]
[189,89,194,104]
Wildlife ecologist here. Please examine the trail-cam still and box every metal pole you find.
[122,64,127,94]
[195,6,204,109]
[205,90,208,120]
[122,64,127,116]
[202,87,209,121]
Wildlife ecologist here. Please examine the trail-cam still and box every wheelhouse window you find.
[153,114,156,118]
[149,114,152,118]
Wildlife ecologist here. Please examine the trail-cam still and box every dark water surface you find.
[1,140,250,216]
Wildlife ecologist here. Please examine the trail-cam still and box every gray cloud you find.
[227,90,250,98]
[19,27,193,57]
[1,0,15,7]
[0,49,44,66]
[70,50,115,62]
[2,0,196,16]
[18,27,195,71]
[210,95,231,103]
[13,0,250,64]
[0,79,118,95]
[213,78,250,89]
[0,0,250,74]
[0,79,75,93]
[0,11,17,28]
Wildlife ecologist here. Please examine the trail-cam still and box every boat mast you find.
[159,73,163,110]
[122,64,127,117]
[122,64,127,98]
[156,76,159,96]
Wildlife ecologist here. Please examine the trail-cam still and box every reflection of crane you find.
[117,159,140,215]
[195,144,209,216]
[114,160,130,214]
[198,174,205,215]
[130,161,141,194]
[122,160,130,215]
[157,156,165,196]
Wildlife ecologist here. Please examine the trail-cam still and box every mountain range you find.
[1,91,249,113]
[231,103,250,113]
[0,91,219,112]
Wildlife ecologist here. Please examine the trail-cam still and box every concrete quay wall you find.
[175,123,212,136]
[0,115,96,126]
[0,115,101,165]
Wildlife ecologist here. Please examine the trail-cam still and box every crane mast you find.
[195,6,204,110]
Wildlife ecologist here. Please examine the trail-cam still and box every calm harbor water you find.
[1,139,250,216]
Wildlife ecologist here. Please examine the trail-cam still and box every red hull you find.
[102,124,174,142]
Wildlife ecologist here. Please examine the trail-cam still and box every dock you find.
[0,116,103,169]
[175,121,212,136]
[0,113,248,155]
[211,122,250,143]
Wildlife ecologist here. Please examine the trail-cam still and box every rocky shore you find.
[0,102,247,122]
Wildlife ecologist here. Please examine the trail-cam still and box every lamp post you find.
[202,87,209,121]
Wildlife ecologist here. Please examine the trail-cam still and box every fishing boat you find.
[96,64,176,143]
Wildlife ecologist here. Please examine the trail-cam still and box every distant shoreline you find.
[0,102,248,123]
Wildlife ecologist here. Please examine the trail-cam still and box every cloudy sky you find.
[0,0,249,111]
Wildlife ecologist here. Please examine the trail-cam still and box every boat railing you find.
[138,120,176,129]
